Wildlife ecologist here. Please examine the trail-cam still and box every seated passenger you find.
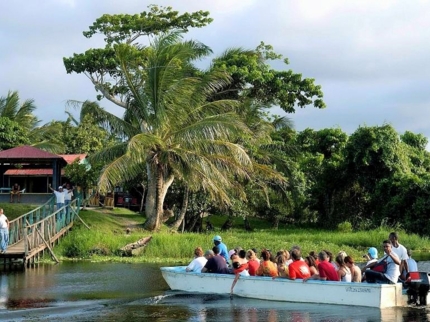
[304,251,339,282]
[336,254,352,282]
[361,247,379,281]
[288,249,311,280]
[230,257,250,295]
[275,254,289,278]
[246,249,260,276]
[10,183,21,203]
[304,255,319,276]
[365,240,400,284]
[256,249,278,277]
[401,248,418,281]
[185,246,207,273]
[238,249,248,264]
[344,256,362,282]
[201,246,229,274]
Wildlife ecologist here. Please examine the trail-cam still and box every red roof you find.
[0,146,62,159]
[58,154,86,164]
[4,169,65,176]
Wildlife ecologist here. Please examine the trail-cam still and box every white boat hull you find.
[161,266,414,308]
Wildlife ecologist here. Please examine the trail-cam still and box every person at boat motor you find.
[335,254,352,282]
[201,246,229,274]
[288,249,311,280]
[230,256,250,295]
[401,248,418,281]
[245,249,260,276]
[256,249,278,277]
[212,235,229,263]
[344,256,362,282]
[364,240,400,284]
[304,251,339,282]
[389,232,409,279]
[186,247,207,273]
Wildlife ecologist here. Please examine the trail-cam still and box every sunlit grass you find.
[51,207,430,264]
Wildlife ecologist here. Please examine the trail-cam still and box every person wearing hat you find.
[361,247,379,281]
[212,235,229,263]
[49,184,67,218]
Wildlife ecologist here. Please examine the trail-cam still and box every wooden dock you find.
[0,197,81,270]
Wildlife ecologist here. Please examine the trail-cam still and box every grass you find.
[48,207,430,264]
[0,202,42,220]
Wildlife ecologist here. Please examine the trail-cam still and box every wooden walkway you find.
[0,198,81,270]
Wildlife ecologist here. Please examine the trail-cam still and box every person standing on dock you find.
[0,209,9,254]
[62,183,74,218]
[49,184,66,218]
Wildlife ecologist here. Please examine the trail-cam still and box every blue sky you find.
[2,0,430,139]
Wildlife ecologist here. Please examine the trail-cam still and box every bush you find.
[337,221,352,233]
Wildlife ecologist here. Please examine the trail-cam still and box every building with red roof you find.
[0,146,86,193]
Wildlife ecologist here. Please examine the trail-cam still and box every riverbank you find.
[49,207,430,264]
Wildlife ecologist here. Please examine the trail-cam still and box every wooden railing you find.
[8,197,56,245]
[24,198,81,259]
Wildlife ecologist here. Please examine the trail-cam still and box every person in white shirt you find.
[63,183,74,218]
[186,247,208,273]
[49,185,66,218]
[0,209,9,254]
[389,232,409,278]
[365,240,400,284]
[401,248,418,280]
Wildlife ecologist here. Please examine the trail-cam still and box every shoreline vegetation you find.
[46,207,430,264]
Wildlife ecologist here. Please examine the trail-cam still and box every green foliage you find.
[0,117,30,150]
[64,160,102,190]
[55,209,430,263]
[211,43,325,113]
[337,221,353,233]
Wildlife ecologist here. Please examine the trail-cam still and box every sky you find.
[2,0,430,139]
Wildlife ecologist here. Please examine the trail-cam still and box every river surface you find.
[1,262,430,321]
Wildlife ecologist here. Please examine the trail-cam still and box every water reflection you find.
[1,262,430,321]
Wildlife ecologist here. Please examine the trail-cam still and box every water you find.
[0,262,430,321]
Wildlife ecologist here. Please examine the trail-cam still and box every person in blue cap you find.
[213,235,229,263]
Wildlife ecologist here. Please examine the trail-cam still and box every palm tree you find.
[0,91,40,129]
[88,32,254,231]
[0,91,65,153]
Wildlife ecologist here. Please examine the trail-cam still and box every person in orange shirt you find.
[288,249,311,280]
[256,249,278,277]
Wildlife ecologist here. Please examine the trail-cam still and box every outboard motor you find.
[405,272,430,306]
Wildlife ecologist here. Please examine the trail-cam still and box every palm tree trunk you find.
[144,162,174,231]
[170,186,189,231]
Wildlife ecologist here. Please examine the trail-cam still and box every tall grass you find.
[52,208,430,264]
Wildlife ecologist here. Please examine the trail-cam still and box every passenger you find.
[228,249,236,267]
[256,249,278,277]
[246,249,260,276]
[361,247,379,282]
[336,251,348,269]
[238,249,248,264]
[275,254,289,278]
[401,248,418,281]
[305,251,339,282]
[336,254,352,282]
[344,256,362,282]
[286,245,303,265]
[288,249,311,280]
[213,235,229,263]
[309,251,320,266]
[201,246,229,274]
[365,240,400,284]
[185,247,207,273]
[304,255,318,276]
[323,250,337,270]
[230,257,250,295]
[389,232,409,278]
